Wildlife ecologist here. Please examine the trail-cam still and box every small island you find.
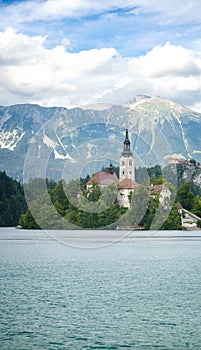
[1,130,200,231]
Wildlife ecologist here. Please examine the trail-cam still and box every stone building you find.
[86,129,139,208]
[119,129,135,181]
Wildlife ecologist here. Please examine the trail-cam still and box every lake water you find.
[1,227,201,349]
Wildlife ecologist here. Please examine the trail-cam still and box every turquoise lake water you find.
[1,228,201,349]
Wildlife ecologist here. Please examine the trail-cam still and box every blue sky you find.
[0,0,201,110]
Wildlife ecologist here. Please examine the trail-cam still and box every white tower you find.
[119,129,135,181]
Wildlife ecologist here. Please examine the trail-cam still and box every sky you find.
[0,0,201,111]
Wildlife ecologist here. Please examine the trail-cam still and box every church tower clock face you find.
[119,129,135,181]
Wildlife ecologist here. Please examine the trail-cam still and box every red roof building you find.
[118,178,139,190]
[86,130,139,208]
[86,171,119,187]
[150,184,171,208]
[168,157,179,164]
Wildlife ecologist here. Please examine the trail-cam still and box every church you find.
[86,129,139,208]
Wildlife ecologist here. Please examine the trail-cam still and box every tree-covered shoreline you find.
[0,171,27,227]
[1,163,201,230]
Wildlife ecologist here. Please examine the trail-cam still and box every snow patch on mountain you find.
[43,133,74,160]
[53,149,74,161]
[0,130,25,150]
[43,134,56,149]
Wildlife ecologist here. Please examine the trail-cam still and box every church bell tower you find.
[119,129,135,181]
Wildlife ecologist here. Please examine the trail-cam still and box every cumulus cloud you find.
[132,42,200,78]
[0,28,119,106]
[0,28,201,111]
[130,42,201,109]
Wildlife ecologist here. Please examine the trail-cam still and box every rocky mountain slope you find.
[0,96,201,182]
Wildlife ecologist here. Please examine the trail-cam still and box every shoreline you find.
[0,227,201,240]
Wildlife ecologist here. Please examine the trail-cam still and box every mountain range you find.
[0,95,201,182]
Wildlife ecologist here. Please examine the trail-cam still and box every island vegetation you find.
[1,163,201,230]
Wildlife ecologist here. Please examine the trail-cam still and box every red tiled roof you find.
[169,157,179,161]
[118,178,139,189]
[151,184,169,194]
[86,171,119,186]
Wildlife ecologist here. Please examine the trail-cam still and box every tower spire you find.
[122,129,132,156]
[119,128,135,181]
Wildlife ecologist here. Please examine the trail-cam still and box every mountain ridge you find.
[0,96,201,181]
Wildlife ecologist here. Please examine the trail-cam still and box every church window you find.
[122,161,125,166]
[129,160,132,166]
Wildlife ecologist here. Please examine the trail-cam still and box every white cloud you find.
[130,0,201,24]
[132,42,200,78]
[0,0,200,25]
[0,27,46,65]
[0,0,133,25]
[0,28,201,111]
[0,28,119,106]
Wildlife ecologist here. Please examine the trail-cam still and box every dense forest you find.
[0,171,27,226]
[1,164,201,229]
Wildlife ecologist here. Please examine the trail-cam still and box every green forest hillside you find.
[0,171,27,226]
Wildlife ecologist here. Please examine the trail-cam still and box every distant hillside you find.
[136,160,201,191]
[167,159,201,191]
[0,96,201,181]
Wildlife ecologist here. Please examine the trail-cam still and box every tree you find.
[65,179,81,207]
[142,196,160,230]
[119,184,150,228]
[147,165,162,180]
[87,181,101,202]
[135,167,149,184]
[192,197,201,218]
[176,182,195,211]
[20,209,40,229]
[190,159,196,166]
[160,204,182,230]
[0,171,27,226]
[23,178,48,202]
[66,182,120,228]
[50,180,69,216]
